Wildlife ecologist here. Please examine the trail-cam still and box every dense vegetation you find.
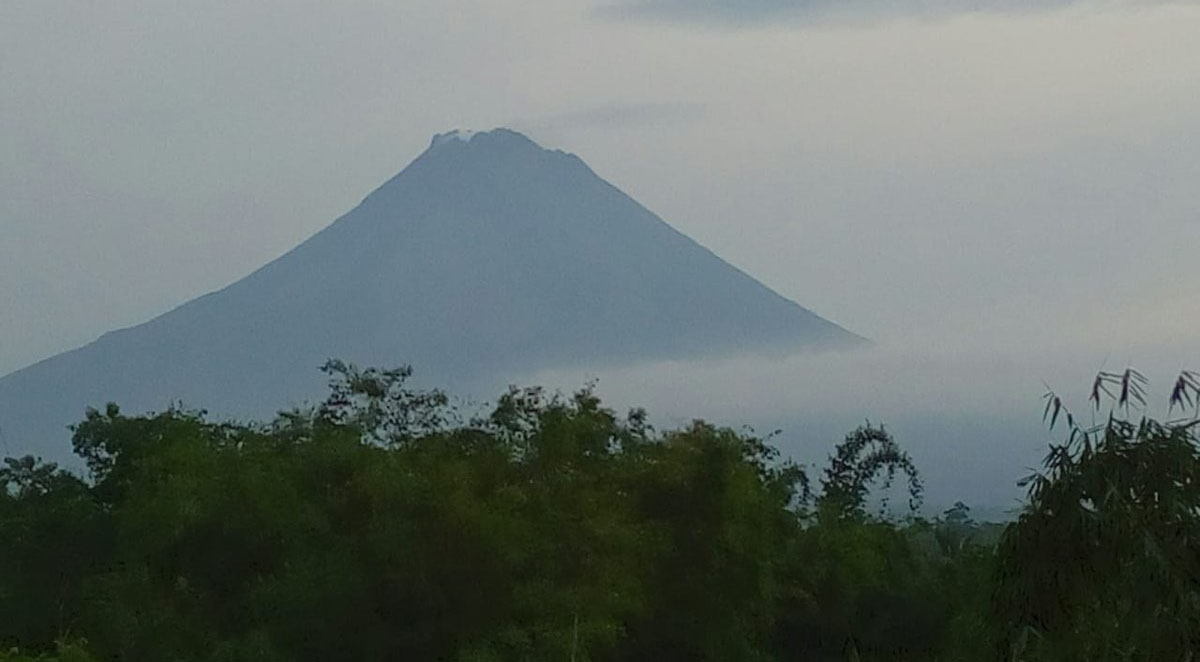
[0,363,1196,661]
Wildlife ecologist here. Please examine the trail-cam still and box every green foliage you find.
[0,641,95,662]
[0,361,1010,661]
[316,358,454,446]
[18,361,1194,660]
[995,369,1200,661]
[0,458,108,655]
[818,424,923,522]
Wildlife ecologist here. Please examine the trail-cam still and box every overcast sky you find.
[3,0,1198,382]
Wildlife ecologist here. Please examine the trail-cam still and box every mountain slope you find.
[0,128,864,461]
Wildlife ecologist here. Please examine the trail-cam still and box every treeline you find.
[0,363,1197,661]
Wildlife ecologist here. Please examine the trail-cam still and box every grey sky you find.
[3,0,1199,381]
[602,0,1080,25]
[598,0,1178,26]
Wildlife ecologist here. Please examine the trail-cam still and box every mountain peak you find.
[428,127,543,152]
[364,127,578,212]
[431,129,479,146]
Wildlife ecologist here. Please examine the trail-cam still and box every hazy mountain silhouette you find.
[0,128,864,461]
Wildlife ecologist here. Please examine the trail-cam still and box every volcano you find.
[0,128,864,461]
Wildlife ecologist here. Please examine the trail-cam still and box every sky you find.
[3,0,1199,505]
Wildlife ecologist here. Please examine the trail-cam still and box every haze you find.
[3,0,1199,512]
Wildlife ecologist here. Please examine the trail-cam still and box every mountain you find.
[0,128,864,462]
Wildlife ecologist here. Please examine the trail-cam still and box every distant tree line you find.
[0,362,1196,661]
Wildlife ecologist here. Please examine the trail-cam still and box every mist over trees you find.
[0,363,1197,661]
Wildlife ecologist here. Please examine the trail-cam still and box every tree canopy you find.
[0,363,1195,661]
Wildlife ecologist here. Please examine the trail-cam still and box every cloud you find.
[596,0,1171,26]
[509,340,1199,513]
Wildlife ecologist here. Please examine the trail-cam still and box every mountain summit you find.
[0,128,864,460]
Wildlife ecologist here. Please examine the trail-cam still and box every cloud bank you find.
[512,339,1198,517]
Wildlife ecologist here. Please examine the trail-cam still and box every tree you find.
[773,425,945,662]
[817,424,922,523]
[622,421,806,662]
[995,369,1200,661]
[316,359,453,446]
[0,458,108,654]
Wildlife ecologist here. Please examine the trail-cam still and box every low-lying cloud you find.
[505,339,1198,517]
